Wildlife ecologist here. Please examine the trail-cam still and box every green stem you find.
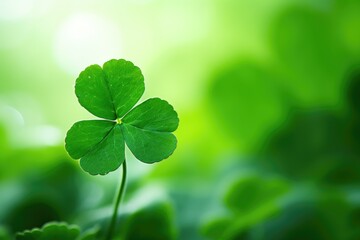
[105,160,127,240]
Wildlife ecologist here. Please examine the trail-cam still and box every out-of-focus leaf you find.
[344,66,360,159]
[0,123,8,153]
[349,206,360,239]
[123,202,176,240]
[346,66,360,114]
[257,194,353,240]
[1,162,86,233]
[224,175,289,214]
[208,61,287,149]
[0,226,11,240]
[335,0,360,54]
[262,110,346,179]
[16,222,80,240]
[205,203,279,240]
[201,217,232,240]
[269,5,348,106]
[261,104,360,183]
[15,222,99,240]
[202,175,289,240]
[77,226,100,240]
[5,197,61,234]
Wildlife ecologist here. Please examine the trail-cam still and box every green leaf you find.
[121,98,178,163]
[0,226,11,240]
[269,6,347,105]
[122,124,177,164]
[202,176,288,240]
[65,121,125,175]
[75,65,116,120]
[201,217,232,240]
[77,226,100,240]
[66,59,178,175]
[262,110,348,180]
[75,59,144,119]
[16,222,80,240]
[224,175,289,214]
[80,124,125,175]
[103,59,145,118]
[122,98,179,132]
[65,120,115,159]
[258,193,353,240]
[208,61,286,150]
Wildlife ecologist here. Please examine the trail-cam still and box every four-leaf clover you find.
[65,59,179,175]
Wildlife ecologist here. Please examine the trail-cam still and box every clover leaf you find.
[15,222,99,240]
[16,223,77,240]
[65,59,179,175]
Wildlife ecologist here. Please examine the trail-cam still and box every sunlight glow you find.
[54,12,122,76]
[0,0,34,21]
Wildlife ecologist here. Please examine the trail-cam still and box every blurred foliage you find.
[202,175,289,240]
[16,222,99,240]
[269,5,349,106]
[224,175,289,214]
[0,128,116,237]
[261,109,352,181]
[208,61,287,150]
[0,226,11,240]
[257,193,354,240]
[123,202,176,240]
[16,222,81,240]
[0,161,86,233]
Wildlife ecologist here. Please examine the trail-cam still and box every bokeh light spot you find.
[54,13,122,76]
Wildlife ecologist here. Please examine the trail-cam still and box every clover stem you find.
[105,160,127,240]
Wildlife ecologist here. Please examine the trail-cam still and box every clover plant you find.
[16,222,98,240]
[65,59,179,240]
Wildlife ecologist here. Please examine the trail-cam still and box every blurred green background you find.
[1,0,360,239]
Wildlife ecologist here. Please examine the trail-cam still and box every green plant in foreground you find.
[65,59,179,239]
[16,222,98,240]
